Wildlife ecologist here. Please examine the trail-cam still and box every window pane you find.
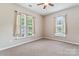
[20,14,27,37]
[55,16,66,37]
[27,16,33,36]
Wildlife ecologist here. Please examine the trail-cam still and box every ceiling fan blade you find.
[43,5,47,9]
[37,3,44,5]
[48,3,54,6]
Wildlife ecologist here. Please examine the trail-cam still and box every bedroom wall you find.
[44,5,79,45]
[0,3,43,50]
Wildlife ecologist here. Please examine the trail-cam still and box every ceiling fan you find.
[37,3,54,9]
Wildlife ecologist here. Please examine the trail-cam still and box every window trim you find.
[26,15,35,37]
[55,15,67,37]
[13,11,35,39]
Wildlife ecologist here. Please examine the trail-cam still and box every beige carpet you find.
[0,39,79,56]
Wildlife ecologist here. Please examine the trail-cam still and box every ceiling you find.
[17,3,79,16]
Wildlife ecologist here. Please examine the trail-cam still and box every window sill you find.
[55,33,66,37]
[15,34,34,40]
[26,34,34,38]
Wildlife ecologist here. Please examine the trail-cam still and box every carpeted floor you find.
[0,39,79,56]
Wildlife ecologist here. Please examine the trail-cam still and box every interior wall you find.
[44,6,79,45]
[0,3,43,50]
[1,3,79,50]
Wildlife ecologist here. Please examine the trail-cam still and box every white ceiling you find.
[17,3,79,15]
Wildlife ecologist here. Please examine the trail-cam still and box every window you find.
[26,16,34,36]
[55,15,66,37]
[20,14,27,37]
[13,11,34,39]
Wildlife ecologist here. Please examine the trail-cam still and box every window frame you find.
[55,15,67,37]
[26,15,35,37]
[13,11,35,39]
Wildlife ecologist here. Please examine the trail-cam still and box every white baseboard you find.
[1,36,79,51]
[0,37,43,51]
[44,36,79,46]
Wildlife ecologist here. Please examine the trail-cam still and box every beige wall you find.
[0,3,43,50]
[1,3,79,50]
[44,6,79,45]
